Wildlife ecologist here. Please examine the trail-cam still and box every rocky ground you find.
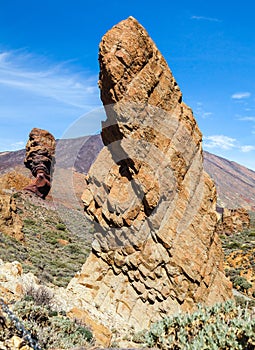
[222,212,255,303]
[0,191,255,349]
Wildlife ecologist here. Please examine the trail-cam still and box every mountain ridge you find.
[0,135,254,210]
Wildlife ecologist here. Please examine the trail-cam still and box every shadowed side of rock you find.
[23,128,56,199]
[68,16,233,333]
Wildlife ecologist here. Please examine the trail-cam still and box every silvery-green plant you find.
[145,301,255,349]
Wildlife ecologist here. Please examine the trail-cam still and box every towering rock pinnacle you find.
[69,17,232,331]
[24,128,56,199]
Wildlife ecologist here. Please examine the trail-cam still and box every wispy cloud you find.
[240,145,255,152]
[204,135,236,150]
[0,50,99,109]
[239,116,255,122]
[204,135,255,154]
[0,140,26,152]
[231,92,251,100]
[191,15,221,23]
[0,50,101,151]
[194,102,213,119]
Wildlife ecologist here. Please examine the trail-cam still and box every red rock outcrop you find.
[68,17,232,331]
[23,128,56,199]
[216,207,250,235]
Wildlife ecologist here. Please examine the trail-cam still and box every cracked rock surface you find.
[68,17,233,331]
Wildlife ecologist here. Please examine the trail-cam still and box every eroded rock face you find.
[24,128,56,199]
[69,17,232,331]
[0,195,24,242]
[216,207,250,235]
[0,171,30,194]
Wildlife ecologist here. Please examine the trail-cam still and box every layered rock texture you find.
[216,207,250,235]
[69,17,232,330]
[24,128,56,199]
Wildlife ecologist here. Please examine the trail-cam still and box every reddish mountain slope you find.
[203,151,255,210]
[1,135,254,209]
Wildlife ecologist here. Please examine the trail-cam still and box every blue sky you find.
[0,1,255,170]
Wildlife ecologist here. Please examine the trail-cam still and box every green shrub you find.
[23,218,36,226]
[248,230,255,237]
[145,301,255,349]
[233,276,252,292]
[56,223,66,231]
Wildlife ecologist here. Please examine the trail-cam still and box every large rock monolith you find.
[23,128,56,199]
[68,17,232,331]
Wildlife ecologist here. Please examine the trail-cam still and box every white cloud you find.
[0,50,99,109]
[239,116,255,122]
[191,16,221,23]
[203,135,237,150]
[231,92,251,100]
[204,135,255,155]
[240,145,255,153]
[11,141,25,147]
[0,50,102,152]
[0,140,26,152]
[194,102,213,119]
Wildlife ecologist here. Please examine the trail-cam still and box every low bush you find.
[145,301,255,349]
[233,276,252,292]
[10,299,93,349]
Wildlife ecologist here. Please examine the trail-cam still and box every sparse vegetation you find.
[221,211,255,297]
[233,276,252,293]
[23,284,54,306]
[0,295,93,349]
[56,223,67,231]
[0,194,93,287]
[144,300,255,349]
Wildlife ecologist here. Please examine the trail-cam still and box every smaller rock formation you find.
[216,207,250,235]
[0,195,24,241]
[24,128,56,199]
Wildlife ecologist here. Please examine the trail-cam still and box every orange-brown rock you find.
[70,17,232,332]
[0,171,30,194]
[24,128,56,199]
[0,195,24,241]
[68,307,112,347]
[216,207,250,235]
